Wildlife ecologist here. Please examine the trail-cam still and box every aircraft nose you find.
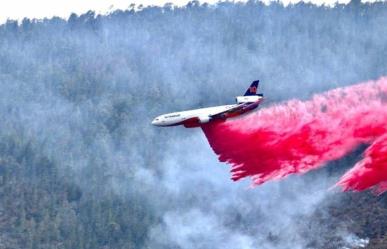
[151,118,161,126]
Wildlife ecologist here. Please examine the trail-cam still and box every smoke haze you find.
[0,1,387,248]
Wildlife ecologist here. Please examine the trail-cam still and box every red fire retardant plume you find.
[201,77,387,193]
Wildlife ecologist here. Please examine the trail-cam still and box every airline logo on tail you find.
[244,80,260,96]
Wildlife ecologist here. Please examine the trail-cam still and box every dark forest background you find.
[0,1,386,248]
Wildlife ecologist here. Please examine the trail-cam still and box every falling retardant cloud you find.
[202,77,387,193]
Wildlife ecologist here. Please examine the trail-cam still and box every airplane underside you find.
[183,102,261,128]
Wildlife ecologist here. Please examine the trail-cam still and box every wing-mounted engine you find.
[235,95,262,104]
[182,115,211,128]
[198,115,211,124]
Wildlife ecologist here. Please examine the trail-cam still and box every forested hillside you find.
[0,1,386,248]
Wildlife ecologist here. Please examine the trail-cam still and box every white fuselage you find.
[152,93,263,128]
[151,104,238,127]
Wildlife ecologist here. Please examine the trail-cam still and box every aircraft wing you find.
[210,99,262,119]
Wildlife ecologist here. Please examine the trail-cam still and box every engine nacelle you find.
[198,115,211,124]
[235,95,261,104]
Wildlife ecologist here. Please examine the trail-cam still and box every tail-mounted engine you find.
[235,94,263,104]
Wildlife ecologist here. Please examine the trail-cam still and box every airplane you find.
[151,80,263,128]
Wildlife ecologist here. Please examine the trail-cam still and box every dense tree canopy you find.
[0,1,386,248]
